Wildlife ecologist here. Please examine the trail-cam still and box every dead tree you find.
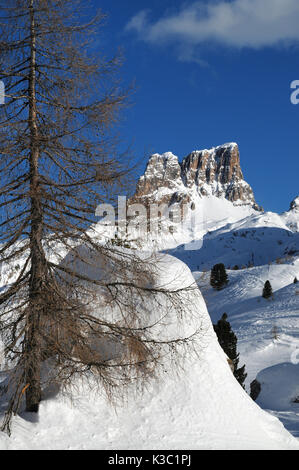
[0,0,200,434]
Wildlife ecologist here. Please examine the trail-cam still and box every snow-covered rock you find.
[290,197,299,211]
[281,196,299,232]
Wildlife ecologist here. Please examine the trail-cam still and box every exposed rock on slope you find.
[134,152,187,205]
[181,143,258,207]
[133,143,261,211]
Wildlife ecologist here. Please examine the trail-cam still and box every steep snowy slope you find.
[193,261,299,437]
[0,255,298,449]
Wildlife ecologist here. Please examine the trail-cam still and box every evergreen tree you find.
[262,280,273,299]
[210,263,228,290]
[213,313,247,388]
[294,277,298,284]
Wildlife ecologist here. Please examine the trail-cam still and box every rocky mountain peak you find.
[181,143,257,206]
[133,143,260,210]
[134,151,185,205]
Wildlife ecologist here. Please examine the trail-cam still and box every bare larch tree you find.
[0,0,199,435]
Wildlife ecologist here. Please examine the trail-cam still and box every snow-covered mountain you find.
[130,143,298,256]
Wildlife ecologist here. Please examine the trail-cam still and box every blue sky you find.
[94,0,299,213]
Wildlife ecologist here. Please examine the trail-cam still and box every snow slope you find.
[161,196,299,438]
[108,195,258,252]
[168,209,298,271]
[193,260,299,438]
[0,255,298,449]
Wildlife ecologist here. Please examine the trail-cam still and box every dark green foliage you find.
[262,280,273,299]
[234,364,247,387]
[294,277,298,284]
[210,263,228,290]
[213,313,247,388]
[250,379,261,402]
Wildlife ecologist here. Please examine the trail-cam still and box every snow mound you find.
[0,255,298,449]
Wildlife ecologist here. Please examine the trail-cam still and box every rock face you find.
[181,143,257,206]
[133,143,260,210]
[134,152,185,205]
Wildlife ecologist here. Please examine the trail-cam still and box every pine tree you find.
[210,263,228,290]
[262,280,273,299]
[213,313,247,388]
[294,277,298,284]
[234,364,247,387]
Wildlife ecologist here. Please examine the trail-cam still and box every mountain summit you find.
[290,196,299,211]
[134,143,261,211]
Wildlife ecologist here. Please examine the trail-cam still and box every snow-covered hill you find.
[0,255,298,449]
[167,206,299,270]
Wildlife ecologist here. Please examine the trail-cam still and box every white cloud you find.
[125,0,299,57]
[126,10,150,35]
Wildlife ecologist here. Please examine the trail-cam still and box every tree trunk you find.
[25,0,43,413]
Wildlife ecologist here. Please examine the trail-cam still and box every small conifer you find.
[213,314,247,388]
[262,280,273,299]
[210,264,229,290]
